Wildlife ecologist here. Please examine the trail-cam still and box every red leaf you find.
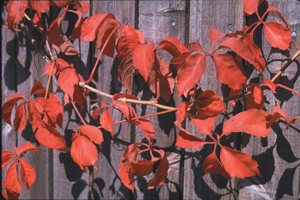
[203,152,230,178]
[243,31,266,73]
[220,146,261,178]
[222,109,271,137]
[6,1,28,30]
[118,50,136,92]
[113,101,136,121]
[243,0,259,15]
[271,102,300,129]
[112,93,139,102]
[156,37,187,58]
[147,150,169,190]
[81,13,116,41]
[68,10,85,40]
[13,102,27,132]
[19,158,36,189]
[100,109,114,137]
[135,30,147,44]
[30,81,43,96]
[116,25,140,60]
[263,22,291,51]
[47,10,79,55]
[176,53,207,97]
[189,114,217,135]
[263,80,277,93]
[71,134,98,170]
[78,125,104,146]
[208,27,226,51]
[2,151,15,170]
[58,68,79,100]
[35,125,70,152]
[176,130,208,149]
[253,83,263,105]
[218,38,258,71]
[130,159,155,176]
[50,0,72,8]
[29,1,50,15]
[96,18,119,58]
[2,181,20,200]
[133,43,155,81]
[28,101,44,129]
[119,157,135,193]
[264,6,290,29]
[131,118,155,142]
[195,90,226,117]
[170,51,193,68]
[2,93,26,125]
[74,0,90,14]
[18,143,41,156]
[213,54,246,90]
[176,102,192,124]
[188,42,205,52]
[42,58,70,77]
[5,162,22,194]
[92,101,110,120]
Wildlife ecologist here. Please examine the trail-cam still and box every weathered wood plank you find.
[136,1,187,199]
[184,0,244,199]
[239,1,300,199]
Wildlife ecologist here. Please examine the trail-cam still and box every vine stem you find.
[70,95,87,126]
[85,25,121,84]
[44,61,55,99]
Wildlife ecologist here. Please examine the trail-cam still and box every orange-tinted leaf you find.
[13,102,27,132]
[100,109,114,137]
[176,102,192,124]
[156,37,187,58]
[147,150,169,190]
[213,54,246,90]
[30,81,43,96]
[243,0,259,15]
[222,109,271,137]
[116,25,140,60]
[47,10,79,55]
[2,151,15,170]
[176,53,207,97]
[2,93,26,125]
[189,114,217,135]
[176,130,208,149]
[118,50,136,92]
[28,101,44,129]
[6,1,28,30]
[195,90,226,117]
[220,146,261,178]
[19,158,36,189]
[35,125,70,152]
[71,134,98,170]
[78,125,104,146]
[18,143,41,156]
[58,68,79,100]
[5,162,22,194]
[263,22,291,51]
[133,43,155,81]
[208,27,226,51]
[74,0,90,13]
[203,152,230,178]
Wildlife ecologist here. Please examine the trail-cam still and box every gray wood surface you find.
[1,1,300,199]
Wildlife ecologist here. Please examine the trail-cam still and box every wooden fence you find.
[2,0,300,199]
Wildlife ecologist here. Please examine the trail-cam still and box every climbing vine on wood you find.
[2,0,300,198]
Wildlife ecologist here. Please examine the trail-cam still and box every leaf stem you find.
[70,95,87,126]
[44,61,55,99]
[85,25,120,84]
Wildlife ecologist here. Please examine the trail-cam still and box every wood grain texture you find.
[239,1,300,199]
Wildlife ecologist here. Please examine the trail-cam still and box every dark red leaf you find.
[133,43,155,81]
[195,90,226,117]
[71,134,98,171]
[112,93,139,102]
[6,1,28,30]
[118,50,136,92]
[69,9,85,40]
[156,37,187,58]
[2,151,15,170]
[5,162,22,194]
[147,150,169,190]
[263,22,291,51]
[18,143,41,156]
[203,152,230,178]
[58,68,79,101]
[29,1,50,15]
[19,158,36,189]
[2,93,26,125]
[220,146,261,178]
[116,25,140,60]
[30,81,43,96]
[176,130,208,149]
[13,102,27,131]
[222,109,271,137]
[213,54,246,90]
[78,125,104,146]
[130,159,155,176]
[50,0,72,8]
[2,181,20,200]
[176,53,207,97]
